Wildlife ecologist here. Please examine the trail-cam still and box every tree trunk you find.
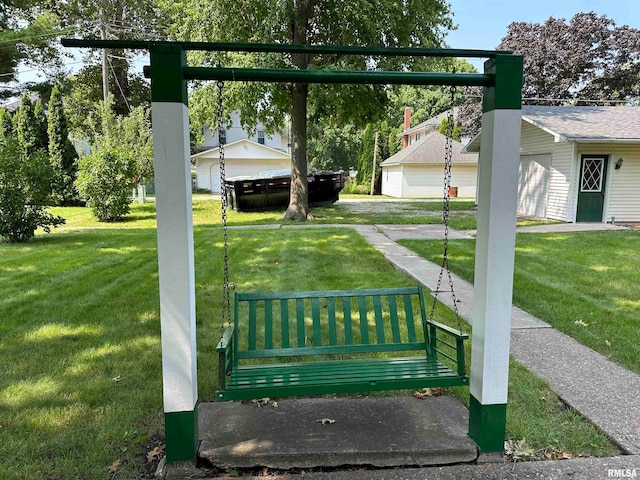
[283,1,313,221]
[284,82,311,221]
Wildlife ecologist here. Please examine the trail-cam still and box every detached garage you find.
[192,139,291,193]
[465,106,640,223]
[380,131,478,198]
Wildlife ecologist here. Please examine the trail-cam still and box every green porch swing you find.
[214,81,468,402]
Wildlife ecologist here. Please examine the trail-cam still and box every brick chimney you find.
[402,107,411,149]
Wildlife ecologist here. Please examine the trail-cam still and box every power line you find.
[0,59,85,78]
[0,27,78,47]
[107,54,131,112]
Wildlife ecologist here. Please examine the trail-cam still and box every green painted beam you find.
[61,38,509,58]
[181,67,493,86]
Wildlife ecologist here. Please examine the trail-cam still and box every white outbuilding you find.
[192,139,291,193]
[380,131,478,198]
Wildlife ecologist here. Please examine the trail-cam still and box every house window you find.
[416,133,420,141]
[258,130,265,145]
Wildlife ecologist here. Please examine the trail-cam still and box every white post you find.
[149,45,198,462]
[468,54,523,453]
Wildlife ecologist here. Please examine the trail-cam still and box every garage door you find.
[518,154,551,218]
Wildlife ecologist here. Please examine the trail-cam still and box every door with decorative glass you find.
[576,155,608,222]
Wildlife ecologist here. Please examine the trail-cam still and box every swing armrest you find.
[216,327,235,353]
[426,319,468,339]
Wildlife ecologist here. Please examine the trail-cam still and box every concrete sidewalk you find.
[197,397,477,470]
[357,224,640,455]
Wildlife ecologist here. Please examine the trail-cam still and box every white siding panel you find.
[519,121,573,221]
[520,122,555,153]
[381,165,403,197]
[402,164,477,198]
[547,143,574,221]
[518,154,550,217]
[579,144,640,222]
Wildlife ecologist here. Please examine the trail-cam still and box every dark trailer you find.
[225,170,347,212]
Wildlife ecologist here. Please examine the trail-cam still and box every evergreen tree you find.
[356,123,376,185]
[48,85,79,205]
[0,136,64,243]
[14,94,39,155]
[439,117,462,142]
[0,109,12,139]
[34,99,49,151]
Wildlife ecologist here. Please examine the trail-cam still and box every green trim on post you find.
[482,54,523,112]
[468,394,506,453]
[149,45,188,105]
[165,405,199,462]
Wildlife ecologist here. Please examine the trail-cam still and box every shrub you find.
[342,179,370,195]
[75,149,134,222]
[0,137,65,243]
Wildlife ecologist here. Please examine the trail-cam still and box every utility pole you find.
[370,131,378,195]
[99,7,109,104]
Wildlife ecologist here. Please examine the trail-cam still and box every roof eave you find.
[570,137,640,143]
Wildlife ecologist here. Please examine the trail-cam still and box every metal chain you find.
[429,84,464,340]
[218,80,232,331]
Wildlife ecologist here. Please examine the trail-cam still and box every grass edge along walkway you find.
[361,227,640,455]
[0,224,618,479]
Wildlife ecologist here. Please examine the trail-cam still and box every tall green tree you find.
[165,0,454,220]
[308,123,360,172]
[0,136,64,243]
[356,123,376,185]
[14,94,40,155]
[33,99,49,151]
[75,97,153,220]
[48,85,79,205]
[439,117,461,142]
[0,108,12,138]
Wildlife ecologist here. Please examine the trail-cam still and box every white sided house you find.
[192,110,291,192]
[192,139,291,193]
[380,131,478,198]
[465,106,640,223]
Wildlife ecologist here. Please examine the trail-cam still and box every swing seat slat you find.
[215,286,468,401]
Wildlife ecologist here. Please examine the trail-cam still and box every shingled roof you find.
[380,131,477,166]
[522,106,640,142]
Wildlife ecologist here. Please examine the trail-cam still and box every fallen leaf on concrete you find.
[252,398,278,408]
[504,438,534,460]
[414,387,443,399]
[316,418,336,425]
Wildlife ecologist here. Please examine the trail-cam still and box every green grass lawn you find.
[0,204,619,479]
[49,198,478,230]
[401,231,640,374]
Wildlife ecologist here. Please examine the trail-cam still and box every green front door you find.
[576,155,608,222]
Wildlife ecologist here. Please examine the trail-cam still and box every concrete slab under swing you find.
[197,396,478,470]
